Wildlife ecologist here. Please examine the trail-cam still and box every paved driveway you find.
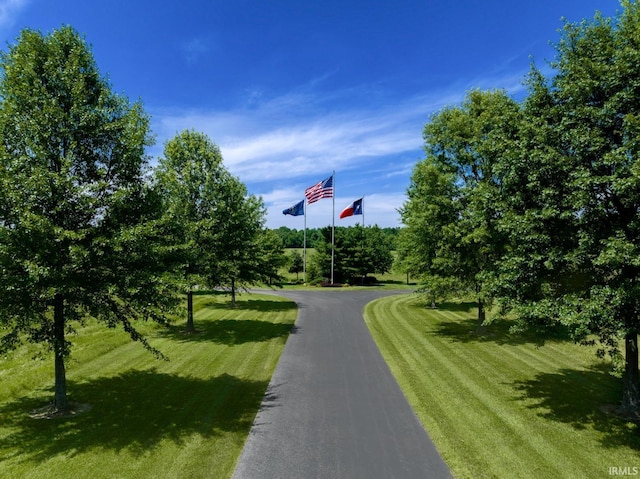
[232,290,452,479]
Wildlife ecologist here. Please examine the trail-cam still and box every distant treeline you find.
[272,226,401,249]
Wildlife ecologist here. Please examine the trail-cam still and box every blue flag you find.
[283,199,305,216]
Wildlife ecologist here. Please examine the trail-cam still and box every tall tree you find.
[154,130,233,330]
[397,158,460,302]
[491,67,579,330]
[406,89,520,327]
[156,134,270,309]
[211,180,268,305]
[0,27,176,413]
[257,228,288,286]
[495,1,640,414]
[288,250,304,281]
[362,225,394,279]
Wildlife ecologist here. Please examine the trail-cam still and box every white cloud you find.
[151,87,450,184]
[150,71,529,229]
[149,87,431,230]
[0,0,28,27]
[261,186,308,206]
[220,123,418,182]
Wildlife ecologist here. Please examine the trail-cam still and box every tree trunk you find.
[53,293,68,412]
[476,298,487,335]
[622,331,640,415]
[186,287,195,332]
[231,278,236,307]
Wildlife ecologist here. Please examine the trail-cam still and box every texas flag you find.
[339,197,363,219]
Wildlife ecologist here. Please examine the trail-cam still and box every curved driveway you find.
[232,290,452,479]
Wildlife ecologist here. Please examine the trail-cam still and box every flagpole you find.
[303,200,307,284]
[331,171,335,285]
[361,195,365,278]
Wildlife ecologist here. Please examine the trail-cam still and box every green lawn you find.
[0,293,297,479]
[364,294,640,479]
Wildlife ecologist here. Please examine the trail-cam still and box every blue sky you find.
[0,0,621,228]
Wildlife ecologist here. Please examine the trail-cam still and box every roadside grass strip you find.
[364,294,640,479]
[0,293,297,479]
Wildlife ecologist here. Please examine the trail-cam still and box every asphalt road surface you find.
[232,290,452,479]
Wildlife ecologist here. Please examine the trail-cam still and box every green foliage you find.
[254,228,288,285]
[492,2,640,412]
[396,159,460,300]
[405,2,640,412]
[287,250,304,280]
[309,225,393,284]
[154,129,272,308]
[273,226,399,249]
[211,183,270,298]
[273,226,323,248]
[0,26,177,406]
[400,90,519,323]
[154,129,227,285]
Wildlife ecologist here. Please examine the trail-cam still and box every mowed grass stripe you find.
[385,310,565,477]
[364,294,640,479]
[0,293,297,479]
[380,300,592,476]
[409,301,628,476]
[366,300,559,477]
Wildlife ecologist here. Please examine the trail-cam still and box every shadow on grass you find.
[435,301,477,312]
[512,364,640,450]
[163,319,296,344]
[0,369,269,462]
[431,303,569,347]
[196,297,298,313]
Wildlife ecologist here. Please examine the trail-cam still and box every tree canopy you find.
[154,129,277,314]
[401,1,640,414]
[0,26,176,412]
[495,1,640,414]
[399,90,519,327]
[272,225,399,249]
[309,225,393,284]
[155,129,231,330]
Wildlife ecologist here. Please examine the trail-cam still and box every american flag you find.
[305,175,334,204]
